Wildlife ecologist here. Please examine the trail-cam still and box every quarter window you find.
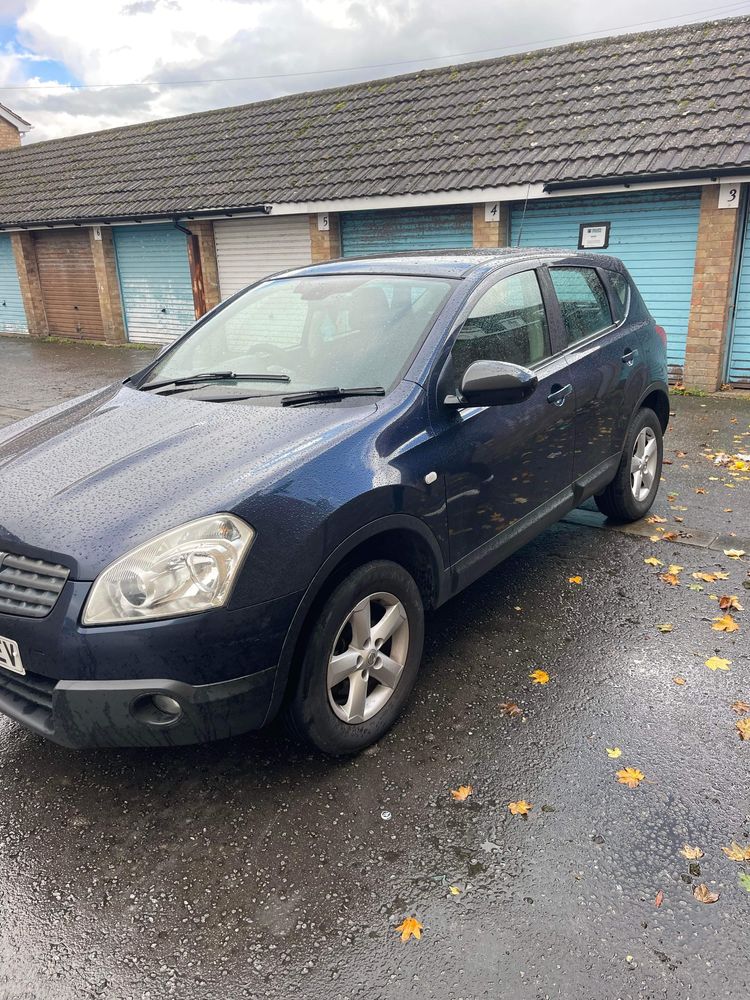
[549,267,613,344]
[608,271,630,323]
[451,270,550,380]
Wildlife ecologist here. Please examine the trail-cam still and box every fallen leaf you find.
[712,614,739,633]
[731,700,750,714]
[673,676,686,685]
[568,576,583,584]
[649,534,662,543]
[395,916,423,942]
[679,845,704,860]
[529,669,549,685]
[616,767,645,788]
[688,583,704,592]
[448,885,461,895]
[606,747,622,758]
[655,889,664,908]
[693,883,719,904]
[662,532,679,541]
[705,656,732,671]
[644,557,664,567]
[646,515,667,524]
[667,564,684,575]
[508,799,533,816]
[692,572,718,582]
[674,516,684,523]
[676,450,687,458]
[450,785,473,801]
[724,549,746,559]
[660,573,680,587]
[719,595,744,611]
[721,841,750,861]
[724,508,733,513]
[695,488,707,494]
[739,873,750,893]
[736,718,750,741]
[714,571,731,580]
[656,623,674,633]
[499,702,522,717]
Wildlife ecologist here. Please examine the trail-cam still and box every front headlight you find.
[82,514,254,625]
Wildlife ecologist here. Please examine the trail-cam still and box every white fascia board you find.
[267,176,750,216]
[0,109,31,132]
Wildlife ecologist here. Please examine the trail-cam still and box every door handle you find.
[547,383,573,407]
[622,348,636,366]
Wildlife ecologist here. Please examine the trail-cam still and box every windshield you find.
[141,273,456,394]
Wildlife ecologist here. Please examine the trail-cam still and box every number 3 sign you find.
[718,182,740,209]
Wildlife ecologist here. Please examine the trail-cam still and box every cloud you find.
[0,0,731,143]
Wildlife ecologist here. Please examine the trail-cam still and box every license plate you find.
[0,635,25,676]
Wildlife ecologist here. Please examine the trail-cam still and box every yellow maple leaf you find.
[667,564,684,575]
[737,718,750,742]
[712,614,739,633]
[606,747,622,758]
[731,700,750,714]
[450,785,473,801]
[616,767,645,788]
[449,885,461,895]
[721,841,750,861]
[644,557,664,567]
[508,799,533,816]
[718,595,744,612]
[693,883,719,904]
[673,676,686,685]
[692,571,718,582]
[705,656,732,671]
[395,916,423,942]
[679,845,704,860]
[660,573,681,587]
[724,549,746,558]
[529,669,549,685]
[568,575,583,584]
[646,514,667,524]
[714,571,730,580]
[656,623,673,633]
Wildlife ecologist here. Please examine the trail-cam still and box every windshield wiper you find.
[281,386,385,407]
[140,371,291,392]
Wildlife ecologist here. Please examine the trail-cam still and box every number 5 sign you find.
[718,182,740,209]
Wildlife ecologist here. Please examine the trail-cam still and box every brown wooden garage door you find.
[33,229,104,340]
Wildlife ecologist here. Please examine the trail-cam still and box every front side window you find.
[549,267,613,344]
[451,269,550,380]
[142,274,456,394]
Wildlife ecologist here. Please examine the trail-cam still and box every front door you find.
[431,268,575,572]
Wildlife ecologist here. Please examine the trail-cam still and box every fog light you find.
[152,694,182,717]
[131,692,183,726]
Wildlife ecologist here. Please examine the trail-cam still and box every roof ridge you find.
[4,11,747,154]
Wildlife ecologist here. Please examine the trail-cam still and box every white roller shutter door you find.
[214,216,313,299]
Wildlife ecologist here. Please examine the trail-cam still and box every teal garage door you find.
[727,202,750,387]
[114,224,196,345]
[511,190,701,378]
[0,233,27,334]
[341,206,473,256]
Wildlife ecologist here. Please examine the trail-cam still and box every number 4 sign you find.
[718,182,740,209]
[484,202,500,222]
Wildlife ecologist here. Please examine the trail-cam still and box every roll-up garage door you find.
[113,224,196,345]
[727,201,750,387]
[33,229,104,340]
[511,190,701,379]
[340,206,474,256]
[0,234,27,334]
[213,216,313,299]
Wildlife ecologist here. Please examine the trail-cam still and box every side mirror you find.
[445,360,538,407]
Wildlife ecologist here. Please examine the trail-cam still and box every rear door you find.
[545,265,647,479]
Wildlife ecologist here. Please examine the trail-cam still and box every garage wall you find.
[340,206,474,256]
[727,200,750,387]
[214,216,313,299]
[114,224,196,345]
[0,233,27,334]
[510,190,702,376]
[33,229,104,340]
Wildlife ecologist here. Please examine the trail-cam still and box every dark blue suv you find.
[0,249,668,754]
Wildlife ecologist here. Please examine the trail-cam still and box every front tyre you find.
[594,407,663,522]
[285,560,425,755]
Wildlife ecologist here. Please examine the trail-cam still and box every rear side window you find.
[549,267,613,344]
[608,271,630,323]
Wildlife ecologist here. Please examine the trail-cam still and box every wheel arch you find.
[638,384,670,431]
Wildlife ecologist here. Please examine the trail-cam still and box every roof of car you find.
[281,247,626,280]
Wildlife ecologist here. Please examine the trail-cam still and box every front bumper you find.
[0,664,278,747]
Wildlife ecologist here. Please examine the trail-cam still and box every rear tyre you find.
[594,407,663,522]
[285,560,424,756]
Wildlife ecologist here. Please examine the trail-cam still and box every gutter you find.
[0,203,272,232]
[543,166,748,192]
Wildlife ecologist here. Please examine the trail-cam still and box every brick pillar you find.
[472,203,509,247]
[11,231,47,337]
[90,227,127,344]
[0,119,21,150]
[309,213,341,262]
[186,221,221,310]
[683,185,744,392]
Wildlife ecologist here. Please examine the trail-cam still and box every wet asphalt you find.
[0,336,749,1000]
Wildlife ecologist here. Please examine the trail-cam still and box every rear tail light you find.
[655,325,668,348]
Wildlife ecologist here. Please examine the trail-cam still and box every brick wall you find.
[472,203,509,247]
[683,185,744,392]
[186,221,221,311]
[0,118,20,150]
[11,231,47,337]
[90,227,126,344]
[309,213,342,262]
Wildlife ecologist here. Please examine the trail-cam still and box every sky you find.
[0,0,748,143]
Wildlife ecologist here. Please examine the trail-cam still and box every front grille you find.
[0,552,70,618]
[0,667,55,734]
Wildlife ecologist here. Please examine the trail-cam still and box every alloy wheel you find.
[630,426,657,502]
